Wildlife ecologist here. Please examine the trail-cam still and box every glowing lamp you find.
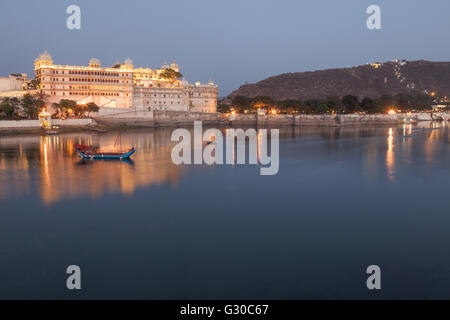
[387,109,397,115]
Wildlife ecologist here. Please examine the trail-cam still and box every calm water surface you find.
[0,122,449,299]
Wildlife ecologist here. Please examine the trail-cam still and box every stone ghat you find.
[231,114,399,126]
[95,110,449,127]
[2,112,446,131]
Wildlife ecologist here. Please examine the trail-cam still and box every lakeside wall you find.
[0,119,95,130]
[1,111,448,131]
[95,110,221,127]
[96,109,446,127]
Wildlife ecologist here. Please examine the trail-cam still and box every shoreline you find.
[0,111,448,136]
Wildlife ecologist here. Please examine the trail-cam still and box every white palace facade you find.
[34,51,218,113]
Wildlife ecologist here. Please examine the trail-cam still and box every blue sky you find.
[0,0,449,96]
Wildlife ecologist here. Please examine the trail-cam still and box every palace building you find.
[0,73,28,92]
[34,51,218,113]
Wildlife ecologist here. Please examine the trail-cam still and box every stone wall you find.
[396,112,450,122]
[295,115,337,126]
[397,113,433,122]
[3,111,447,131]
[415,113,433,121]
[94,107,136,117]
[95,111,418,127]
[53,119,95,126]
[433,112,450,121]
[229,114,398,126]
[96,110,220,127]
[0,120,40,129]
[0,119,95,130]
[336,114,398,125]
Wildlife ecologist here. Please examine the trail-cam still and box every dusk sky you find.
[0,0,449,96]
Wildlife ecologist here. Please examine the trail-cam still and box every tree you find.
[34,90,48,108]
[87,102,99,115]
[74,104,86,117]
[251,96,275,110]
[395,93,411,112]
[217,103,231,113]
[316,104,331,114]
[27,79,41,90]
[22,94,40,119]
[231,95,252,112]
[325,96,342,113]
[278,99,303,113]
[412,93,433,111]
[342,95,359,113]
[158,68,183,84]
[57,99,77,118]
[55,101,99,118]
[305,99,322,109]
[377,94,395,113]
[0,98,19,119]
[359,97,380,114]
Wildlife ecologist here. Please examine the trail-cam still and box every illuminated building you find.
[0,74,30,99]
[0,73,28,92]
[34,51,218,113]
[35,51,133,109]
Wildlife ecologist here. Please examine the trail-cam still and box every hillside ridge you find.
[228,60,450,101]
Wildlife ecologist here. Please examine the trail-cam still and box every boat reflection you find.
[77,158,135,166]
[0,129,184,205]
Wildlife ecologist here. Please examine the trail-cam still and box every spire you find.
[124,57,133,66]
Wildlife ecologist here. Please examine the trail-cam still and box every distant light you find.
[387,109,397,115]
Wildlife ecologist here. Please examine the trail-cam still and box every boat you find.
[41,126,59,135]
[75,145,136,160]
[74,132,136,160]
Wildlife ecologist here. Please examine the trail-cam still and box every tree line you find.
[52,100,99,118]
[221,93,439,114]
[0,93,46,120]
[0,94,99,120]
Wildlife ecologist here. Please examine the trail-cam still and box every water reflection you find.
[387,128,395,181]
[0,122,449,205]
[0,130,183,205]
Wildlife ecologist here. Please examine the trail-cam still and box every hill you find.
[228,60,450,101]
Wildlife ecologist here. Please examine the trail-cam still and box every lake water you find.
[0,122,449,299]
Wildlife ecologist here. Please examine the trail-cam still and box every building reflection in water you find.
[422,121,447,165]
[0,123,448,204]
[0,130,184,205]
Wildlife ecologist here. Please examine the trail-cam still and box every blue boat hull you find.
[77,149,136,160]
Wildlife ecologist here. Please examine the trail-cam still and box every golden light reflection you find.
[386,128,395,182]
[0,131,184,205]
[401,124,413,165]
[423,122,441,165]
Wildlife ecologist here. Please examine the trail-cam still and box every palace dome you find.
[179,78,189,86]
[89,58,100,65]
[37,50,52,61]
[124,58,133,66]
